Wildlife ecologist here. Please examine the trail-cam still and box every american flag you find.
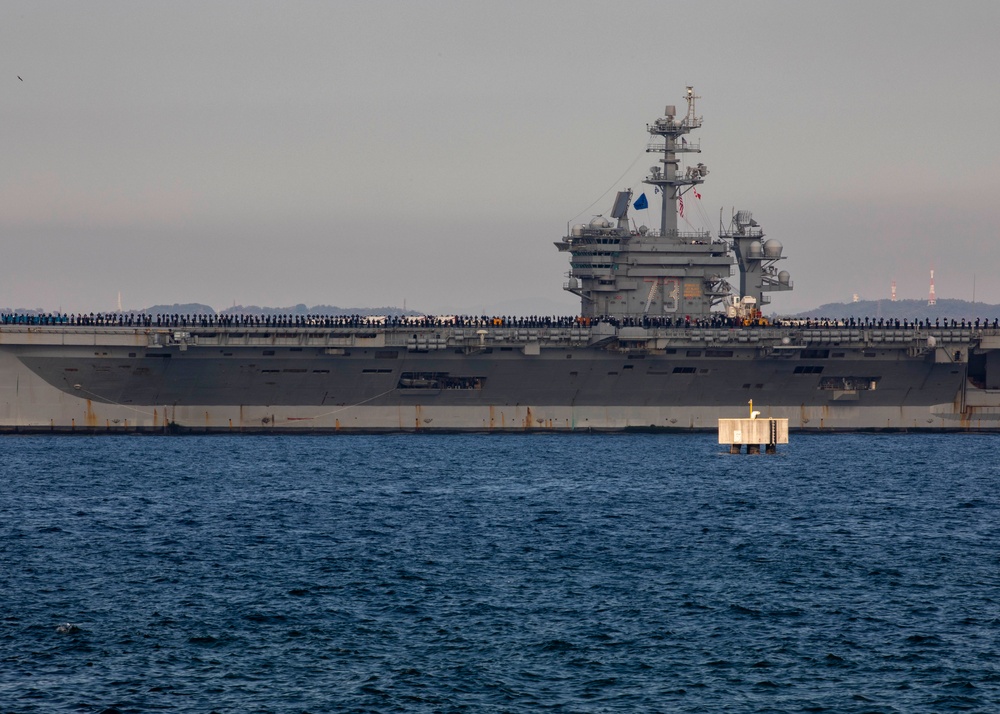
[693,188,702,199]
[678,194,684,217]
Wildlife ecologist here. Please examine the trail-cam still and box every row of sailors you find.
[0,313,599,328]
[788,317,1000,329]
[593,315,1000,329]
[1,312,998,330]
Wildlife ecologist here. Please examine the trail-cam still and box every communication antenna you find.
[928,269,936,306]
[891,280,897,302]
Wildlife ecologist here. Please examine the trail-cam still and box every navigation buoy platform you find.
[718,400,788,454]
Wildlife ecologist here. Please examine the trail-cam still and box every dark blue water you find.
[2,434,999,713]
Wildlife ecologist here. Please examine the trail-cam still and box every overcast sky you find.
[2,1,998,314]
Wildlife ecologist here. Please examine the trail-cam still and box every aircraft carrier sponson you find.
[3,86,999,433]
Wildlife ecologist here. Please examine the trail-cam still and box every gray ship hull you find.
[2,323,998,432]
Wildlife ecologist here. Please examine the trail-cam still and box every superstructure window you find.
[794,365,824,374]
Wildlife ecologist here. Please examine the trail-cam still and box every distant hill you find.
[788,298,1000,321]
[0,307,46,315]
[219,304,420,317]
[11,297,999,322]
[139,303,421,316]
[5,303,427,316]
[144,303,216,315]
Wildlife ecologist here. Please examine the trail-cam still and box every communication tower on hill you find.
[891,280,897,302]
[928,269,937,306]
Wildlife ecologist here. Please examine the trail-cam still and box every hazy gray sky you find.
[2,0,998,314]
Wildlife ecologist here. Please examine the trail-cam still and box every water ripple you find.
[2,433,1000,711]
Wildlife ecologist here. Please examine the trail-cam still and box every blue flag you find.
[633,192,649,210]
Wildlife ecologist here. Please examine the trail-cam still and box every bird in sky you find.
[18,76,23,81]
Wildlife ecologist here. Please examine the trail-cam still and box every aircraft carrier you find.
[3,87,1000,433]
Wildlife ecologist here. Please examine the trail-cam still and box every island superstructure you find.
[557,87,790,322]
[1,87,999,432]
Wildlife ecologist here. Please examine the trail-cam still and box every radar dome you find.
[589,216,612,229]
[748,241,763,258]
[778,270,791,285]
[571,224,585,237]
[763,239,783,259]
[567,277,580,290]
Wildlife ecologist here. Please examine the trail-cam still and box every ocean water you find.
[2,433,999,713]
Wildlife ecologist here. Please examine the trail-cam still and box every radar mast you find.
[643,86,708,237]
